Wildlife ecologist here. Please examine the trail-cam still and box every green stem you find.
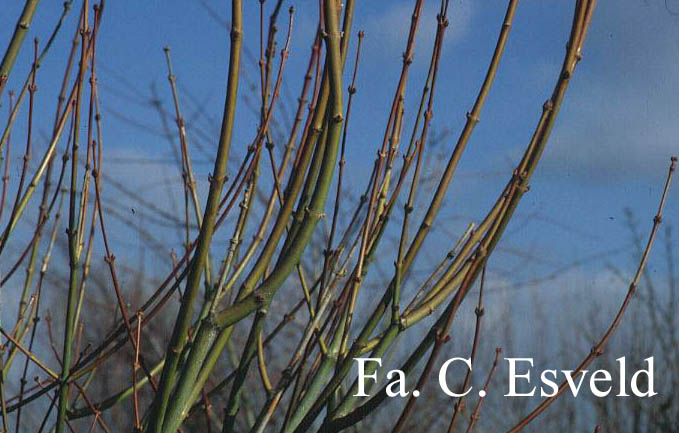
[0,1,72,176]
[0,0,41,99]
[291,2,519,429]
[56,3,90,431]
[159,317,220,433]
[214,0,349,332]
[323,1,595,429]
[148,1,243,431]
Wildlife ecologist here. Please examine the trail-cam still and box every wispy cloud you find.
[363,0,474,59]
[542,0,679,179]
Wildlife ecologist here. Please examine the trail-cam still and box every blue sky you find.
[2,0,678,327]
